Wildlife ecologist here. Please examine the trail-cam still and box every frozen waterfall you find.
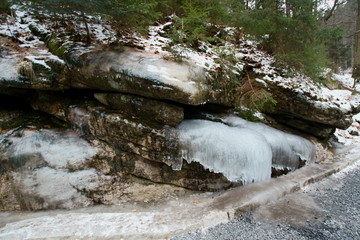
[178,120,273,184]
[223,116,316,170]
[178,116,316,184]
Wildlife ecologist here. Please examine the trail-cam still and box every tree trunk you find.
[285,0,291,17]
[352,0,360,85]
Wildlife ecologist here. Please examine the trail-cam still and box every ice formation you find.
[178,116,316,184]
[13,167,99,209]
[0,129,99,169]
[178,120,272,184]
[223,116,316,171]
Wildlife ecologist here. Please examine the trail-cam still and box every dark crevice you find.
[183,103,233,120]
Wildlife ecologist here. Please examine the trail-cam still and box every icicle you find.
[223,116,316,171]
[178,120,272,184]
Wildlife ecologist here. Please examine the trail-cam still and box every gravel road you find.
[173,162,360,240]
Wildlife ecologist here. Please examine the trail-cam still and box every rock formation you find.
[1,7,359,211]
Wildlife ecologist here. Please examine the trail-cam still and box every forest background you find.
[0,0,359,81]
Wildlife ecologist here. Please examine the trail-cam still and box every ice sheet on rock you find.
[1,129,99,169]
[0,57,19,81]
[223,116,316,170]
[13,167,99,209]
[178,120,272,183]
[101,48,207,96]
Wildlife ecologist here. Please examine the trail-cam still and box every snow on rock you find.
[178,119,272,184]
[132,21,359,115]
[72,47,210,105]
[0,126,110,210]
[112,49,206,96]
[1,129,99,169]
[264,73,357,114]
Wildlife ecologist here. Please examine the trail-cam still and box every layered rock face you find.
[1,21,357,210]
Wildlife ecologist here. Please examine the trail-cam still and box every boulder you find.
[30,93,234,190]
[260,80,353,138]
[69,47,211,105]
[0,36,68,91]
[120,152,232,191]
[94,93,184,126]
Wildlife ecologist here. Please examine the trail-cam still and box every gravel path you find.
[173,162,360,240]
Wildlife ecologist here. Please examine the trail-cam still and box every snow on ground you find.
[335,112,360,145]
[332,69,355,89]
[330,71,360,145]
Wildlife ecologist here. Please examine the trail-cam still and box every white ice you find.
[13,167,99,209]
[223,116,316,170]
[0,57,19,81]
[2,129,99,169]
[178,116,316,184]
[178,119,272,184]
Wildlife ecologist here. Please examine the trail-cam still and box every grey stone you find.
[94,93,184,126]
[70,47,211,105]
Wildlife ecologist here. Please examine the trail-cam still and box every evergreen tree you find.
[11,0,162,41]
[3,0,345,79]
[0,0,10,13]
[235,0,331,78]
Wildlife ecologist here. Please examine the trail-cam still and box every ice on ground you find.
[178,119,272,184]
[223,116,316,170]
[1,129,99,169]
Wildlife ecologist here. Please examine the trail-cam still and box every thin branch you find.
[347,30,360,38]
[323,0,341,22]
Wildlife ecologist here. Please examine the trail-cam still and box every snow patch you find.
[334,112,360,145]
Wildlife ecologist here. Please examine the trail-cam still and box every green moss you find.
[233,107,263,122]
